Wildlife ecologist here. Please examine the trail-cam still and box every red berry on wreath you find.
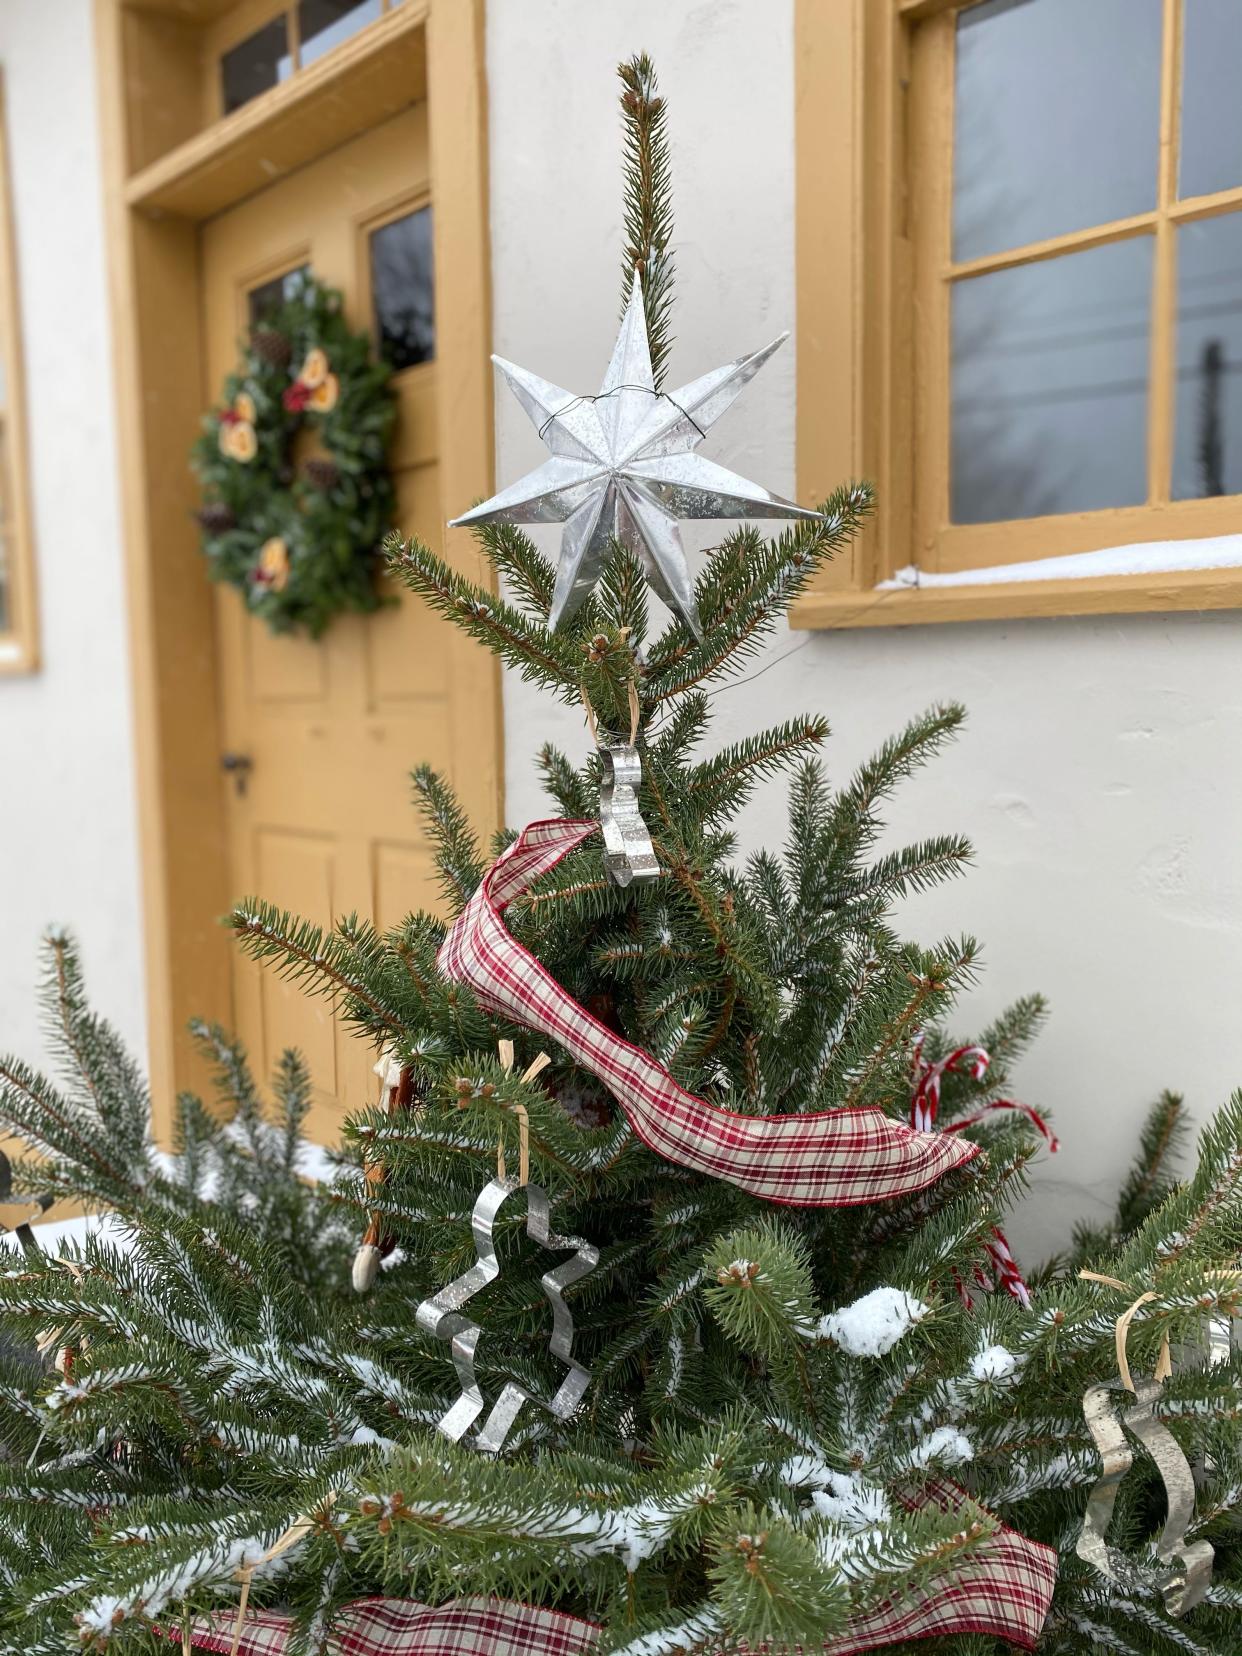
[282,380,314,413]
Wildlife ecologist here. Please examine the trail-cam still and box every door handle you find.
[221,751,253,798]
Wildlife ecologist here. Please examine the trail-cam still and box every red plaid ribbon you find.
[437,819,978,1207]
[181,1597,599,1656]
[180,1488,1055,1654]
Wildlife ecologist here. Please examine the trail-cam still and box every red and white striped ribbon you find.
[910,1031,1058,1309]
[437,819,979,1208]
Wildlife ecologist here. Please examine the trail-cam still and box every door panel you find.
[202,104,477,1143]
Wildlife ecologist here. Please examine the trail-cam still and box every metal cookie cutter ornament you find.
[1076,1269,1215,1616]
[415,1042,600,1454]
[586,677,660,888]
[599,743,659,887]
[1077,1373,1214,1616]
[415,1174,598,1453]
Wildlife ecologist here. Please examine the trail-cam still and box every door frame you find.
[94,0,502,1131]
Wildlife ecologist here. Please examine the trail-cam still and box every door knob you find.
[221,751,253,798]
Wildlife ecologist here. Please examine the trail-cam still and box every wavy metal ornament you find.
[415,1175,599,1454]
[1077,1374,1214,1616]
[598,743,659,887]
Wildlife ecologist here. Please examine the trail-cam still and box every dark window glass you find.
[298,0,382,67]
[369,207,434,371]
[953,0,1162,262]
[220,18,293,116]
[1173,214,1242,499]
[951,237,1153,523]
[248,265,312,329]
[1180,0,1242,200]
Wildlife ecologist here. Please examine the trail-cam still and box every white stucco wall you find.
[486,0,1242,1258]
[0,3,146,1069]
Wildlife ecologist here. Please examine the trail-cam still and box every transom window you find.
[914,0,1242,573]
[218,0,401,117]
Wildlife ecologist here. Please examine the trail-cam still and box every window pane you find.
[951,237,1153,523]
[298,0,382,68]
[370,207,434,371]
[248,265,312,329]
[1172,213,1242,499]
[1180,0,1242,199]
[220,18,293,116]
[953,0,1163,262]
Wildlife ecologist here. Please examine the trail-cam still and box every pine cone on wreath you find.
[195,502,236,535]
[251,325,293,368]
[302,456,340,491]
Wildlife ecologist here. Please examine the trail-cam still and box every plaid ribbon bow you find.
[437,819,979,1207]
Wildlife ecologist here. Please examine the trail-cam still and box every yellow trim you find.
[128,3,428,218]
[94,0,501,1128]
[793,564,1242,629]
[0,73,39,676]
[792,0,1242,629]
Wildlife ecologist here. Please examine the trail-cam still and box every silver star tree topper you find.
[449,281,823,639]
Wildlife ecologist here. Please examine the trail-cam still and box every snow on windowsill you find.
[880,531,1242,591]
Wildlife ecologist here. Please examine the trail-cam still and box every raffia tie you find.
[493,1039,549,1187]
[1079,1266,1242,1393]
[581,674,640,750]
[1079,1270,1172,1395]
[215,1496,336,1656]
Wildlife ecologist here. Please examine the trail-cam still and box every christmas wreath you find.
[192,278,396,638]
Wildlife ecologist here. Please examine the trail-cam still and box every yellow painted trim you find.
[792,0,1242,629]
[793,564,1242,629]
[128,2,429,218]
[0,73,40,675]
[94,0,500,1130]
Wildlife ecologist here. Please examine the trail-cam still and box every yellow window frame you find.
[0,71,38,674]
[792,0,1242,630]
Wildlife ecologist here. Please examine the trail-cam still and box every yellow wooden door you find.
[201,106,497,1141]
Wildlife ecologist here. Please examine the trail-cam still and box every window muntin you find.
[921,0,1242,566]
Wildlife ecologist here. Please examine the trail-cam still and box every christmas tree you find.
[0,56,1239,1656]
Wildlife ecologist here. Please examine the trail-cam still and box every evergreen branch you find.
[478,520,556,618]
[385,533,583,700]
[686,718,830,821]
[412,766,484,917]
[227,902,403,1032]
[644,484,873,698]
[1115,1091,1189,1235]
[537,744,593,819]
[618,54,676,386]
